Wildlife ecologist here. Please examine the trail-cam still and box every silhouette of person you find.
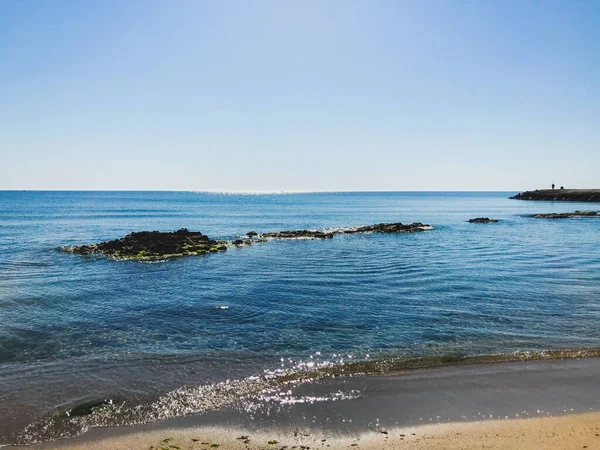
[552,183,555,190]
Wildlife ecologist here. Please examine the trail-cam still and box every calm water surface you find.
[1,191,599,444]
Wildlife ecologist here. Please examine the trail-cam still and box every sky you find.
[0,0,598,191]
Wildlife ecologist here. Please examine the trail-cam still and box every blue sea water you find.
[1,191,600,443]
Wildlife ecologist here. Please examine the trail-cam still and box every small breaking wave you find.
[6,347,600,446]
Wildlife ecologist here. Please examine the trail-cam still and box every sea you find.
[1,191,599,445]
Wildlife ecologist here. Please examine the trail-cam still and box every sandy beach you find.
[32,412,600,449]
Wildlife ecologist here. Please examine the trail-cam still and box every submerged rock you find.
[64,399,119,418]
[468,218,499,223]
[530,211,600,219]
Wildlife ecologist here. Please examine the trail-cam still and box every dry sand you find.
[36,412,600,449]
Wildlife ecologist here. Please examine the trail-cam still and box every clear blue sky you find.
[1,0,598,191]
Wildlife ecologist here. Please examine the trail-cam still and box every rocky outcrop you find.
[261,230,335,239]
[510,189,600,202]
[530,211,600,219]
[61,228,227,260]
[62,222,433,261]
[258,222,432,240]
[468,218,499,223]
[340,222,432,234]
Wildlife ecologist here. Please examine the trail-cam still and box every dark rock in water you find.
[468,217,499,223]
[62,229,227,260]
[261,222,432,239]
[245,231,258,237]
[532,213,572,219]
[343,222,432,234]
[261,229,335,239]
[510,189,600,202]
[65,399,119,417]
[530,211,600,219]
[62,222,433,261]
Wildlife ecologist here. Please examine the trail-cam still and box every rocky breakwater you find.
[62,222,433,261]
[61,228,227,261]
[530,211,600,219]
[510,189,600,202]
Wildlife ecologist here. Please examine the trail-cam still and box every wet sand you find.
[30,357,600,449]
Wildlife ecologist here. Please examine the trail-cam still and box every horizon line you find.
[0,189,525,194]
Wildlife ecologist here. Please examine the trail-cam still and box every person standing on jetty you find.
[552,183,555,190]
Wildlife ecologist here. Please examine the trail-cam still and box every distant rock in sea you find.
[61,222,433,261]
[260,222,432,239]
[341,222,434,234]
[510,189,600,202]
[468,218,499,223]
[529,211,600,219]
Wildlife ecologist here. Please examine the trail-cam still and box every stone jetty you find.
[510,189,600,202]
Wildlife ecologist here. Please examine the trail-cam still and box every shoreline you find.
[5,349,600,446]
[22,357,600,449]
[25,412,600,449]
